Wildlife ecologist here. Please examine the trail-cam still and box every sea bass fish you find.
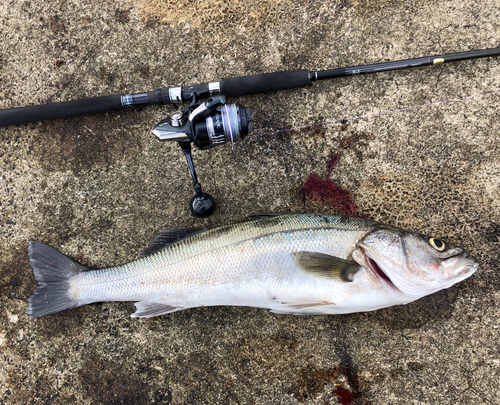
[27,213,478,318]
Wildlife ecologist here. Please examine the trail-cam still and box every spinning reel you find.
[152,95,253,218]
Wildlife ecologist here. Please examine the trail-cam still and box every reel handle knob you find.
[190,193,216,218]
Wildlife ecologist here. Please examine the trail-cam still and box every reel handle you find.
[179,142,215,218]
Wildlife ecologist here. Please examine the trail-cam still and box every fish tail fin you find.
[28,241,88,317]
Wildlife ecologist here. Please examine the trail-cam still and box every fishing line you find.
[249,89,500,139]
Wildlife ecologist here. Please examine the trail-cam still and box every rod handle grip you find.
[220,69,310,98]
[0,95,124,127]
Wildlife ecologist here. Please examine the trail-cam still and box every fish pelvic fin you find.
[131,301,184,318]
[269,300,338,315]
[28,241,87,317]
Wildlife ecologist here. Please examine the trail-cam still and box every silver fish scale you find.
[73,214,376,307]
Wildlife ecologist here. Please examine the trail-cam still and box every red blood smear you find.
[300,155,361,217]
[335,386,356,405]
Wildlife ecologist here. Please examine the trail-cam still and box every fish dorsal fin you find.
[249,212,303,219]
[131,301,184,318]
[138,228,206,258]
[291,251,360,282]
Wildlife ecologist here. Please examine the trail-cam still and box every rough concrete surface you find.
[0,0,499,403]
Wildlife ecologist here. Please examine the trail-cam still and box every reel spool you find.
[153,95,252,218]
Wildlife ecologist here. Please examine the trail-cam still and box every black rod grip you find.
[219,69,310,98]
[0,94,124,127]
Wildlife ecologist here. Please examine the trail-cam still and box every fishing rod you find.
[1,47,499,217]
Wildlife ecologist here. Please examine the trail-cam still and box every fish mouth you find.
[446,253,479,282]
[363,251,400,292]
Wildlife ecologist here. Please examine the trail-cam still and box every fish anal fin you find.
[138,228,206,258]
[291,251,359,282]
[131,301,183,318]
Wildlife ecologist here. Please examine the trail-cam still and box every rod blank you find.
[0,47,499,127]
[313,47,500,81]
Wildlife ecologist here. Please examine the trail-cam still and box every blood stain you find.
[300,154,362,217]
[335,385,356,405]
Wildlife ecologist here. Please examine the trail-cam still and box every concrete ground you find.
[1,0,499,403]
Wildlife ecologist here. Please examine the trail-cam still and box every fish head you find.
[358,226,478,299]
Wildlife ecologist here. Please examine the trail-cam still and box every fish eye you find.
[429,238,446,251]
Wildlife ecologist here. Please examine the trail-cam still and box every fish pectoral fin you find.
[269,300,337,315]
[291,251,360,282]
[131,301,184,318]
[138,228,206,258]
